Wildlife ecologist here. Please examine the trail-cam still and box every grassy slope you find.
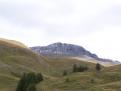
[0,39,121,91]
[0,38,27,48]
[0,40,55,91]
[38,57,121,91]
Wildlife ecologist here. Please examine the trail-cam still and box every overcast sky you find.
[0,0,121,61]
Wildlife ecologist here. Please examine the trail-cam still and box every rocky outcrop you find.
[31,42,98,58]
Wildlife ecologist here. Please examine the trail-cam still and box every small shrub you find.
[63,70,68,76]
[78,65,88,72]
[96,63,101,71]
[72,64,88,73]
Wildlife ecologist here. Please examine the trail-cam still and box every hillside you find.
[37,56,121,91]
[0,38,28,48]
[1,39,121,91]
[31,42,120,66]
[0,39,54,91]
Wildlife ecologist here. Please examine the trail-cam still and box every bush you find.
[96,63,101,71]
[72,64,88,73]
[16,72,43,91]
[78,65,88,72]
[35,73,43,83]
[26,84,36,91]
[63,70,68,76]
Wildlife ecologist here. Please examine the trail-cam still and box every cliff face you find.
[31,42,98,58]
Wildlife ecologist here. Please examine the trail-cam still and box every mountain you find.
[1,39,121,91]
[31,42,98,57]
[0,39,100,91]
[31,42,120,66]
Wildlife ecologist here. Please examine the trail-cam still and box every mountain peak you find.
[31,42,98,58]
[48,42,64,47]
[31,42,121,66]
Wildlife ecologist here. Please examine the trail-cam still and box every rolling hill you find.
[0,38,28,48]
[0,39,54,91]
[0,39,121,91]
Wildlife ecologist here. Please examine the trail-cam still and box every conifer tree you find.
[16,72,43,91]
[63,70,67,76]
[26,84,36,91]
[96,63,101,71]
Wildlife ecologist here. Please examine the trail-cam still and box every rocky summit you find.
[31,42,98,58]
[30,42,120,65]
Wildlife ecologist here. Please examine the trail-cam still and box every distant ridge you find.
[31,42,120,66]
[31,42,98,58]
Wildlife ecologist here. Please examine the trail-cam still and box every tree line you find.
[63,63,101,76]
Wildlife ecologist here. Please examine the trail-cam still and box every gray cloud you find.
[0,0,121,61]
[1,0,121,61]
[0,1,120,40]
[0,0,121,36]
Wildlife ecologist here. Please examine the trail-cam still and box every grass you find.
[1,40,121,91]
[38,70,121,91]
[36,57,121,91]
[0,40,55,91]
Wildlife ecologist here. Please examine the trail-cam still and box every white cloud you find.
[0,0,121,60]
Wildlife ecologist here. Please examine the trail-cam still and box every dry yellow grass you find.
[0,38,27,48]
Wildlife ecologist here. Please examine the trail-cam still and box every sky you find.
[0,0,121,61]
